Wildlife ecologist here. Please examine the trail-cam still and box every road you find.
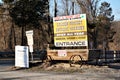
[0,59,120,80]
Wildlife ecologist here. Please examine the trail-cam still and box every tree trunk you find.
[21,26,26,46]
[72,2,74,15]
[54,0,57,17]
[1,15,6,49]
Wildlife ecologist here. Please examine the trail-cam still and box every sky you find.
[0,0,120,21]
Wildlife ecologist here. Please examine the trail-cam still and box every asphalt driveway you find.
[0,59,120,80]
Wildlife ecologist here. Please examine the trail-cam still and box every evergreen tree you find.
[9,0,48,45]
[97,1,114,49]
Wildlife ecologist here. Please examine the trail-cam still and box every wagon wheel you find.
[45,55,53,62]
[39,55,52,67]
[69,55,83,68]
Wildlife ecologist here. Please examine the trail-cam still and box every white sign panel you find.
[15,46,29,68]
[26,30,33,35]
[58,50,67,57]
[29,45,33,52]
[26,35,33,45]
[26,30,34,52]
[26,30,33,45]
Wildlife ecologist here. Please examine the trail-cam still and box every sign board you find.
[29,45,33,52]
[26,35,33,45]
[26,30,33,52]
[26,30,33,35]
[58,50,67,57]
[15,46,29,68]
[53,14,88,47]
[26,30,33,45]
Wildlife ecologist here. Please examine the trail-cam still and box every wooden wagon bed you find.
[46,49,89,67]
[47,49,89,61]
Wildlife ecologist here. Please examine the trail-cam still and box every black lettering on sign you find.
[55,41,86,47]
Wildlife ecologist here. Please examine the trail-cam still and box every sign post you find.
[26,30,34,61]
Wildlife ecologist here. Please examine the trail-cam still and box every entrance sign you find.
[53,14,88,47]
[15,46,29,68]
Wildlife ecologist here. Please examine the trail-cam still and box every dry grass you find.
[10,61,120,74]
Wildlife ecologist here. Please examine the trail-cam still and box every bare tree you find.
[76,0,114,49]
[76,0,100,48]
[76,0,100,22]
[112,21,120,50]
[61,0,69,15]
